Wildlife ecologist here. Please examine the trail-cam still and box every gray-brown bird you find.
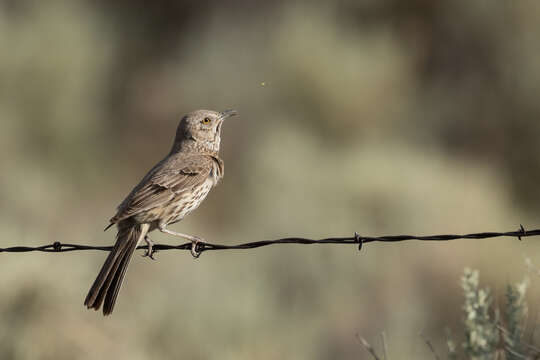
[84,109,237,315]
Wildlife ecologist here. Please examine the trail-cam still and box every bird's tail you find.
[84,221,150,315]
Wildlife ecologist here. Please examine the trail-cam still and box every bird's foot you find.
[190,237,206,259]
[142,235,157,260]
[157,226,206,258]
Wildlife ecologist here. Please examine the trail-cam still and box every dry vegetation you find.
[1,1,540,359]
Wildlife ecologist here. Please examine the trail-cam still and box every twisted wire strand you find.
[0,225,535,256]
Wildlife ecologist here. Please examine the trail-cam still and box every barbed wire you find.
[0,225,536,257]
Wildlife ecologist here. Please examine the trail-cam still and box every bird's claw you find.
[142,236,157,260]
[190,238,205,259]
[142,248,157,260]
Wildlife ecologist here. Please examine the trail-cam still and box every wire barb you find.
[518,224,526,241]
[0,226,538,255]
[355,232,363,251]
[53,241,62,252]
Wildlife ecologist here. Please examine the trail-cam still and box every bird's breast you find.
[209,157,224,185]
[164,178,215,225]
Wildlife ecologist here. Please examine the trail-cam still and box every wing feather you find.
[107,155,213,224]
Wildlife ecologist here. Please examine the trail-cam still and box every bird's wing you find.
[107,155,213,225]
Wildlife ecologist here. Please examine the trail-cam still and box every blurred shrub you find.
[447,268,531,360]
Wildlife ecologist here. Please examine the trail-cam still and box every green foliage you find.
[503,278,529,360]
[461,268,499,359]
[447,269,532,359]
[447,339,458,360]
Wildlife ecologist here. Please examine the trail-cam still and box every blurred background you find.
[1,0,540,359]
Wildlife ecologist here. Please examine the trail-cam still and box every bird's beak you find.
[220,109,237,120]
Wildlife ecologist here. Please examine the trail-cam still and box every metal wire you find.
[0,225,535,256]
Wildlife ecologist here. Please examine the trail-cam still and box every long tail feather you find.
[84,222,149,315]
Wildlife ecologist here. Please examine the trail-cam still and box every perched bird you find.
[84,109,237,315]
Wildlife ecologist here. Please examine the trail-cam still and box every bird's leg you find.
[142,235,157,260]
[158,226,205,258]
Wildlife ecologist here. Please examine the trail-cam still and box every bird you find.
[84,109,237,315]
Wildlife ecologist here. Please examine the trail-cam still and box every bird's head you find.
[172,109,237,154]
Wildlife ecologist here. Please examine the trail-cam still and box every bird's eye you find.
[202,117,212,125]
